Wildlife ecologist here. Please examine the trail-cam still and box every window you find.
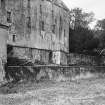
[49,51,53,63]
[52,24,55,34]
[64,29,66,37]
[27,0,30,8]
[40,5,42,15]
[59,16,63,39]
[40,21,44,31]
[27,17,31,28]
[13,35,16,42]
[1,0,5,9]
[7,11,11,23]
[52,10,54,18]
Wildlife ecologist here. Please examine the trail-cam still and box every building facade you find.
[0,0,70,67]
[0,24,8,83]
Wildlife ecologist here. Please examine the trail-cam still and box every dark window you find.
[27,17,31,28]
[27,0,30,8]
[1,0,5,9]
[55,18,57,24]
[13,35,16,42]
[52,10,54,18]
[64,29,66,37]
[40,21,44,31]
[59,16,63,39]
[49,51,53,63]
[40,5,42,15]
[52,24,55,34]
[7,11,11,23]
[7,45,13,55]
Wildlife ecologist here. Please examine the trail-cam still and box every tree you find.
[69,8,99,55]
[70,8,94,29]
[69,27,99,54]
[95,19,105,30]
[94,19,105,48]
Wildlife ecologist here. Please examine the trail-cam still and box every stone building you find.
[0,24,8,83]
[6,0,70,64]
[0,0,70,82]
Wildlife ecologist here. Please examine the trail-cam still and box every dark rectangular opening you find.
[49,51,53,63]
[52,24,56,34]
[27,17,31,28]
[64,29,66,37]
[7,11,11,23]
[1,0,5,9]
[40,21,44,31]
[13,35,16,42]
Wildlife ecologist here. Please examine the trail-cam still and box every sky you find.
[62,0,105,28]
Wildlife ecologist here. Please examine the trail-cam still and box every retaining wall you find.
[67,53,97,66]
[11,46,50,65]
[7,46,105,82]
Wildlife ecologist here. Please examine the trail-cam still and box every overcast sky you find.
[62,0,105,19]
[62,0,105,28]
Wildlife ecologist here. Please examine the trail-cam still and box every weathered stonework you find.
[0,0,70,66]
[1,0,102,82]
[11,46,50,64]
[0,25,8,83]
[67,53,97,66]
[4,0,70,53]
[52,51,67,65]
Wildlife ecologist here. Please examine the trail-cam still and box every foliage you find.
[69,27,99,55]
[94,19,105,48]
[69,8,99,55]
[95,19,105,30]
[70,8,94,28]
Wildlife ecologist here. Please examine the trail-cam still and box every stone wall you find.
[0,26,8,83]
[11,46,50,64]
[7,46,105,82]
[52,51,68,65]
[3,0,70,53]
[65,53,99,79]
[67,53,97,66]
[10,47,99,67]
[10,46,68,65]
[100,56,105,65]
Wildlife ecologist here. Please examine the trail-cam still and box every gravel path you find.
[0,78,105,105]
